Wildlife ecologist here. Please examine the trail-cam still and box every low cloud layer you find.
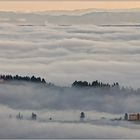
[2,117,140,139]
[0,87,140,139]
[0,24,140,88]
[0,82,139,113]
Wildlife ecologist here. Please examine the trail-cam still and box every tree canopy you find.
[72,80,119,88]
[0,74,46,84]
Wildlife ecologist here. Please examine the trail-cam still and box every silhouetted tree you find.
[31,112,37,120]
[42,78,46,83]
[124,113,128,120]
[80,112,85,121]
[16,112,23,120]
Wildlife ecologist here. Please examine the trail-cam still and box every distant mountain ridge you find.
[0,9,140,25]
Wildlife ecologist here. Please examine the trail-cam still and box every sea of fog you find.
[0,23,140,138]
[0,23,140,88]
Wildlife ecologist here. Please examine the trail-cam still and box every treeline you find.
[0,74,120,89]
[0,74,46,84]
[72,80,119,88]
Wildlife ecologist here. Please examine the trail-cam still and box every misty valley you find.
[0,9,140,138]
[0,74,140,138]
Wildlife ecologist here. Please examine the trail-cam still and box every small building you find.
[127,113,140,121]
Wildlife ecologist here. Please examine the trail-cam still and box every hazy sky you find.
[0,1,140,12]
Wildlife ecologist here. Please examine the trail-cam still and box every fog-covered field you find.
[0,12,140,138]
[0,82,140,138]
